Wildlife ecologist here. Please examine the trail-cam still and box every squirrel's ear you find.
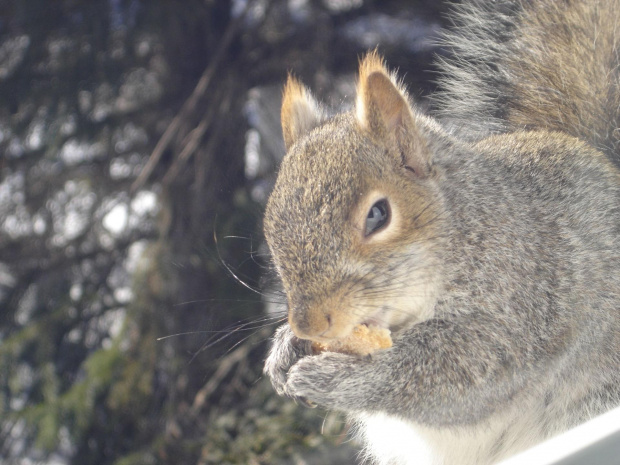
[281,75,324,151]
[356,52,431,177]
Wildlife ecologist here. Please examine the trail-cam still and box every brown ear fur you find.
[356,52,431,177]
[281,75,324,151]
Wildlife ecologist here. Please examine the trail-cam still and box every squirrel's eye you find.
[365,199,390,236]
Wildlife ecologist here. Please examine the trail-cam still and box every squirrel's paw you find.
[286,351,371,410]
[264,324,312,398]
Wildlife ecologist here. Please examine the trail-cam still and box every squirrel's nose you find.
[288,304,331,340]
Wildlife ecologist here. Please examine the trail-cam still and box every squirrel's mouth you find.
[361,307,418,334]
[360,310,389,329]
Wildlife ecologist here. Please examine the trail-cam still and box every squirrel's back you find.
[437,0,620,166]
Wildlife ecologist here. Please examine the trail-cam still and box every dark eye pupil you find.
[365,200,389,236]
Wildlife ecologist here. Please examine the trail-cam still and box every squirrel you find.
[263,1,620,464]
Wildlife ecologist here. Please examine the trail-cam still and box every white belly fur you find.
[351,393,573,465]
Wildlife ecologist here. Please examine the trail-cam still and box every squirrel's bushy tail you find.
[436,0,620,166]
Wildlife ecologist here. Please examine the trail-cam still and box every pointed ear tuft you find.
[281,75,324,151]
[355,52,431,177]
[356,50,393,128]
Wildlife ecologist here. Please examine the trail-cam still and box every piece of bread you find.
[311,324,392,356]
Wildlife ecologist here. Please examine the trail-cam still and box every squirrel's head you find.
[264,52,445,343]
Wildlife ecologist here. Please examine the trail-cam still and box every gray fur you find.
[436,0,620,165]
[264,1,620,464]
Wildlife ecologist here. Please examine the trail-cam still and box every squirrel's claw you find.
[294,396,317,408]
[264,324,313,397]
[285,351,370,410]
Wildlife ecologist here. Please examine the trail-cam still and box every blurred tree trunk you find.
[0,1,445,463]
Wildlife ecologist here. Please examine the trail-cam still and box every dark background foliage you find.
[0,1,446,463]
